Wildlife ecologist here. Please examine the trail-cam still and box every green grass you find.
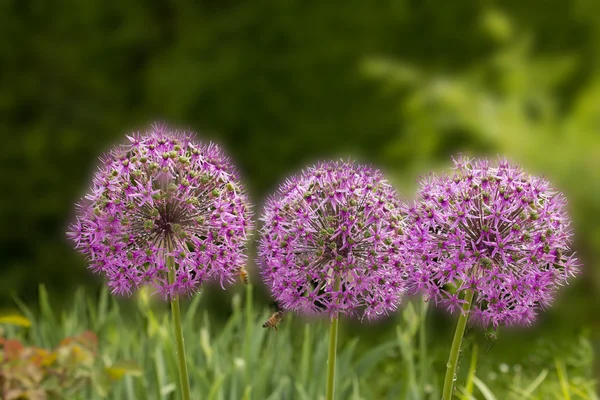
[1,285,597,399]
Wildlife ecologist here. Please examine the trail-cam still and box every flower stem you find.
[326,314,339,400]
[167,250,192,400]
[326,278,341,400]
[442,289,474,400]
[419,299,429,391]
[244,282,253,385]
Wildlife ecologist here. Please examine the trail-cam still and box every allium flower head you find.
[404,155,579,328]
[258,160,406,320]
[68,124,253,299]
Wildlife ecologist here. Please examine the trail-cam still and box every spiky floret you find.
[404,155,579,328]
[258,160,406,320]
[68,123,253,299]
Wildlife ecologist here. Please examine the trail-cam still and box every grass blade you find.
[555,359,571,400]
[464,343,478,395]
[515,369,549,398]
[473,376,498,400]
[0,313,32,327]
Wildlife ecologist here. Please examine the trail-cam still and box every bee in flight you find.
[238,266,249,285]
[262,311,284,332]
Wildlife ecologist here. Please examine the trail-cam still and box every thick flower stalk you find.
[405,155,579,328]
[68,124,253,299]
[258,160,407,321]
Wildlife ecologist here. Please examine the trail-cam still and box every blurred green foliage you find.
[362,5,600,349]
[2,285,597,399]
[1,0,599,384]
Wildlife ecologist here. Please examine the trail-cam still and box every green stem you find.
[419,299,428,391]
[167,249,192,400]
[442,289,474,400]
[325,315,339,400]
[244,282,253,385]
[326,278,341,400]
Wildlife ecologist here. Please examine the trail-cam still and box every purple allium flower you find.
[404,155,580,328]
[258,161,406,320]
[68,124,253,299]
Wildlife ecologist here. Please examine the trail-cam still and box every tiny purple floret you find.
[404,155,580,328]
[258,160,406,320]
[68,123,253,299]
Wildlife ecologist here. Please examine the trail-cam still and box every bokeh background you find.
[1,0,599,387]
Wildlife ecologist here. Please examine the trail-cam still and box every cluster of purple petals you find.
[68,124,253,299]
[258,161,406,320]
[403,155,579,328]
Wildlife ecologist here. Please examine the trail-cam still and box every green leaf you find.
[354,340,396,377]
[555,359,571,400]
[105,360,143,380]
[512,369,548,398]
[464,343,478,395]
[473,376,498,400]
[207,374,226,400]
[0,313,32,327]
